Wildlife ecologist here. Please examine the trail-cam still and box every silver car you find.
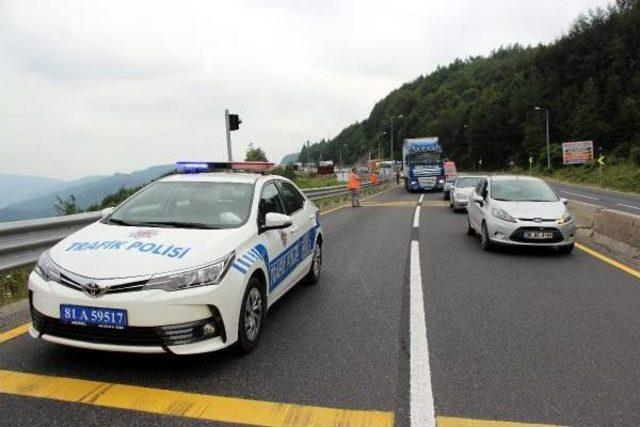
[466,175,576,253]
[449,175,486,211]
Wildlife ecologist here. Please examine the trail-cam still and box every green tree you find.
[245,146,268,161]
[54,195,79,215]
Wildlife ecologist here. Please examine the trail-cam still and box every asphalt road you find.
[548,180,640,214]
[1,185,639,426]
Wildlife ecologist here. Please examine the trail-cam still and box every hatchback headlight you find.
[557,211,573,225]
[147,252,235,291]
[34,251,61,282]
[491,208,516,223]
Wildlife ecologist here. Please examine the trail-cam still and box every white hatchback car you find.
[29,162,323,355]
[466,175,576,253]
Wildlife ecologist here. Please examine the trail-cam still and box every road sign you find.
[562,141,594,165]
[597,154,605,166]
[529,156,533,164]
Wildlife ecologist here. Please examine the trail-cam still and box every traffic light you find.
[229,114,241,131]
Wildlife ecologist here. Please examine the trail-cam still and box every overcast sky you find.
[0,0,613,180]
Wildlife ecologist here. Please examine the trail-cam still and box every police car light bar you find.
[176,161,274,174]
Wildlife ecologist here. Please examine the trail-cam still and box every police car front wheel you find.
[304,241,322,285]
[237,277,265,353]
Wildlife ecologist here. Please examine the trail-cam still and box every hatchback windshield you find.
[106,181,254,229]
[491,179,559,202]
[456,177,484,188]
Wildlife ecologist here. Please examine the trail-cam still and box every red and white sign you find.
[562,141,594,165]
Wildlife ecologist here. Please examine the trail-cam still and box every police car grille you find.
[56,274,148,295]
[31,307,219,347]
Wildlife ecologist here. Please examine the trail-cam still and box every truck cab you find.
[402,137,446,192]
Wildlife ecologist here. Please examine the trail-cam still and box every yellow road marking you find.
[361,201,416,207]
[322,185,399,215]
[0,323,30,344]
[576,243,640,280]
[0,369,394,427]
[437,416,561,427]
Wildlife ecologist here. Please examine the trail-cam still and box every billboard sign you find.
[562,141,594,165]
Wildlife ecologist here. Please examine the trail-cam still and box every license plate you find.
[60,305,127,329]
[523,231,554,239]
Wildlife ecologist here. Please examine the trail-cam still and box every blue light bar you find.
[176,161,230,174]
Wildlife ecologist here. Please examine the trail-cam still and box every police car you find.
[28,161,323,355]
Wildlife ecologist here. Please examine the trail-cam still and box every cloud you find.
[0,0,613,180]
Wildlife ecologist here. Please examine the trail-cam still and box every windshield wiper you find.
[138,221,220,229]
[106,218,138,226]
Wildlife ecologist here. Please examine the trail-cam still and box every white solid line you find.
[413,206,421,228]
[410,240,436,427]
[560,190,599,201]
[418,194,424,203]
[618,203,640,211]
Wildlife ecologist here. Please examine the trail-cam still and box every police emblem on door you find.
[279,230,288,248]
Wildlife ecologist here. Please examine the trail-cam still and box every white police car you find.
[29,162,323,355]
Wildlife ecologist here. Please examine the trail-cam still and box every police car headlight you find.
[34,251,61,282]
[147,252,235,291]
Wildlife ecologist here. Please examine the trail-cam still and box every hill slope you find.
[0,174,66,209]
[0,165,174,222]
[301,1,640,171]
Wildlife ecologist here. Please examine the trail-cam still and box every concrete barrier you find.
[568,200,640,265]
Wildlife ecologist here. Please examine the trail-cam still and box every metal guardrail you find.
[0,179,390,272]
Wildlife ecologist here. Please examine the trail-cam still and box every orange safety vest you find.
[348,173,361,190]
[370,174,378,185]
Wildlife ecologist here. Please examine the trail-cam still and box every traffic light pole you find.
[224,109,233,161]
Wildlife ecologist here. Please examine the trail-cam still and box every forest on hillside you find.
[298,0,640,171]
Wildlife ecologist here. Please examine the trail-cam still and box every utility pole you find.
[390,115,403,166]
[224,109,242,161]
[225,109,232,161]
[535,107,551,170]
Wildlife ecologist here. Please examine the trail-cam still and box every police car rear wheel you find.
[305,242,322,285]
[237,277,265,353]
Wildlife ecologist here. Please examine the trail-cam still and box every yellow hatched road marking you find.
[0,323,30,344]
[322,185,399,214]
[437,416,562,427]
[575,243,640,280]
[0,369,394,427]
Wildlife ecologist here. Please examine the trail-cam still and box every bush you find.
[630,146,640,166]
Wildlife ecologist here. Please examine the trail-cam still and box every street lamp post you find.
[535,107,551,170]
[377,131,387,159]
[390,115,403,166]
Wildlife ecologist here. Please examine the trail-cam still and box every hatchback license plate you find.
[60,305,127,329]
[523,231,554,240]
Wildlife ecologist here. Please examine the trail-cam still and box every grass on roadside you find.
[529,162,640,195]
[0,265,32,307]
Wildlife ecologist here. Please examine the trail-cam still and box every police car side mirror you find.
[100,207,115,218]
[261,212,293,232]
[472,194,484,206]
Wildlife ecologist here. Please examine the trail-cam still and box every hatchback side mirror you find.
[261,212,293,232]
[100,207,115,218]
[560,197,568,205]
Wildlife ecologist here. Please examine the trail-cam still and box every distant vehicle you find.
[466,175,576,253]
[28,161,324,355]
[402,137,446,192]
[442,161,458,200]
[449,175,486,211]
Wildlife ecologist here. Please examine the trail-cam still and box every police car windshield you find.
[491,179,559,202]
[106,181,254,229]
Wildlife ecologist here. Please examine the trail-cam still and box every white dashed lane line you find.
[559,190,599,201]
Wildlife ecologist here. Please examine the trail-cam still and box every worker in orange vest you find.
[348,168,361,207]
[370,173,379,186]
